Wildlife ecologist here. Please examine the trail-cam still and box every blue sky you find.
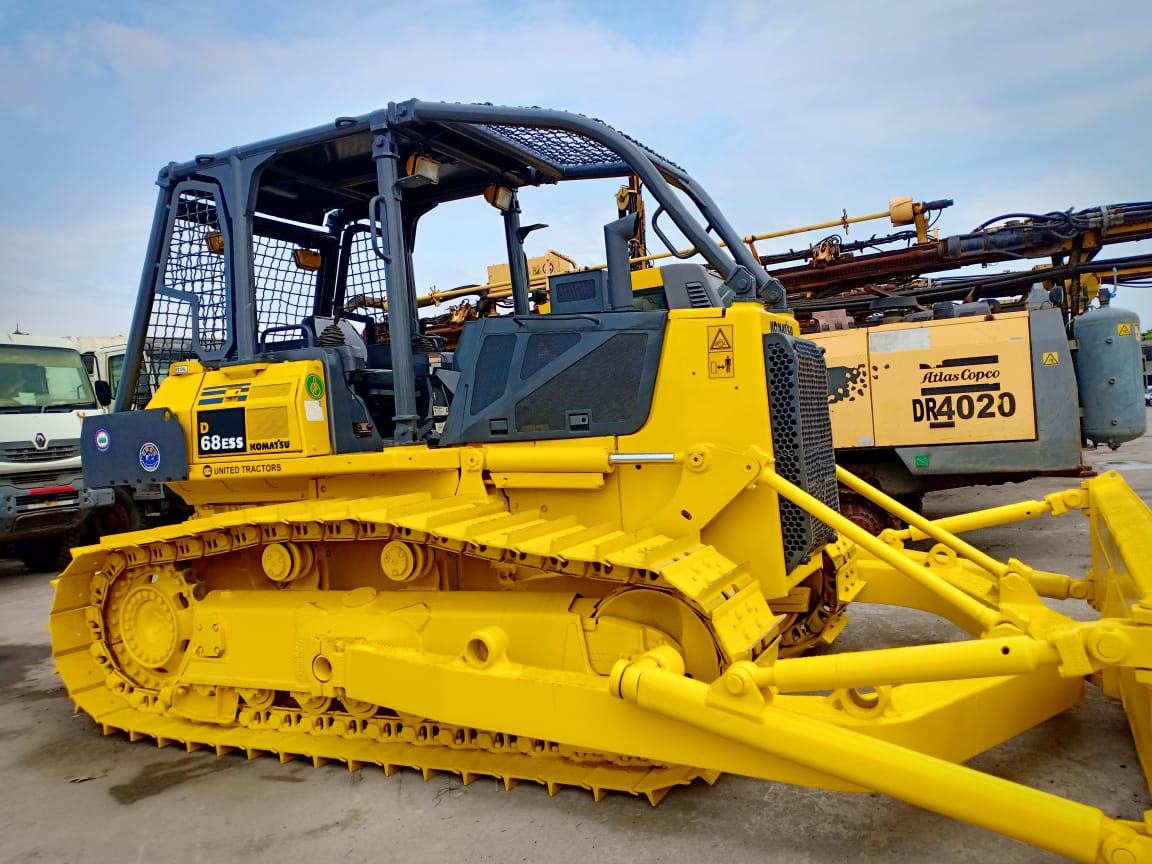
[2,0,1150,335]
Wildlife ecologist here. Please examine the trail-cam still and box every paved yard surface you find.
[2,414,1150,863]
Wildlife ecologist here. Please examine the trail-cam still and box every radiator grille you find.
[764,333,839,570]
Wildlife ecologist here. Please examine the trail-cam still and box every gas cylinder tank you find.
[1071,305,1146,448]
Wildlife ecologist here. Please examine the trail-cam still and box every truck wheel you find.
[96,489,144,538]
[16,528,81,573]
[838,492,902,536]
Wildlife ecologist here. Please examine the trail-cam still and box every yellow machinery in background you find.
[50,101,1152,862]
[421,192,1150,531]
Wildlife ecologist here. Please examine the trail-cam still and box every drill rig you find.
[50,100,1152,862]
[770,199,1151,528]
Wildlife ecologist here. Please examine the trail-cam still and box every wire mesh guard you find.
[479,119,681,172]
[481,123,624,168]
[340,226,389,333]
[253,235,319,347]
[144,189,228,394]
[145,183,391,387]
[255,226,384,348]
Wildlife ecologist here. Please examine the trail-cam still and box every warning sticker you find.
[1042,352,1060,366]
[1118,323,1133,337]
[707,325,734,379]
[709,355,734,377]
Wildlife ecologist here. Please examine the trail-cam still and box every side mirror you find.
[94,380,112,407]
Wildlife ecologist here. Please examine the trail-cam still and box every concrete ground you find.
[2,414,1151,864]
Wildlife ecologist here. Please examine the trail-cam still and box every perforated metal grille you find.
[254,234,317,346]
[144,187,227,393]
[247,406,290,440]
[516,333,646,431]
[764,333,839,570]
[249,383,293,399]
[794,340,839,516]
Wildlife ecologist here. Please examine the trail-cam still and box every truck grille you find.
[0,440,81,462]
[7,470,71,487]
[763,333,839,571]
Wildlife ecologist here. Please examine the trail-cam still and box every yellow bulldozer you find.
[52,100,1152,862]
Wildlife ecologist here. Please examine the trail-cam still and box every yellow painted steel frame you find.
[49,302,1152,862]
[730,466,1152,862]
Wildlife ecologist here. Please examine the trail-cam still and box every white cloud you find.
[2,0,1150,333]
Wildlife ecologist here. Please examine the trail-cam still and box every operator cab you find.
[119,101,771,454]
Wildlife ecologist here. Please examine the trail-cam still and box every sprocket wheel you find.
[103,566,199,692]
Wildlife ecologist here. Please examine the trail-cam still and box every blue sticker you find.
[139,441,161,473]
[94,428,111,452]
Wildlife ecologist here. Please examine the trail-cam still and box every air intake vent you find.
[685,282,711,307]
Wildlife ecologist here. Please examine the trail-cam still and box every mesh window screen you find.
[521,332,581,380]
[471,334,517,413]
[516,333,646,431]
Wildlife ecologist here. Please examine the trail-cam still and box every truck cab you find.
[0,334,115,570]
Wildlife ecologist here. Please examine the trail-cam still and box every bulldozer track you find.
[51,489,841,802]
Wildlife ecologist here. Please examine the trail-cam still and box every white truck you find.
[69,336,128,402]
[70,336,165,410]
[0,334,117,571]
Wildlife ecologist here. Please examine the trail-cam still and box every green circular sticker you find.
[305,373,325,400]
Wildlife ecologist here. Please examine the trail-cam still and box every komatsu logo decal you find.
[250,439,291,452]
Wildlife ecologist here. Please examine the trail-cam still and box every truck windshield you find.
[0,345,99,413]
